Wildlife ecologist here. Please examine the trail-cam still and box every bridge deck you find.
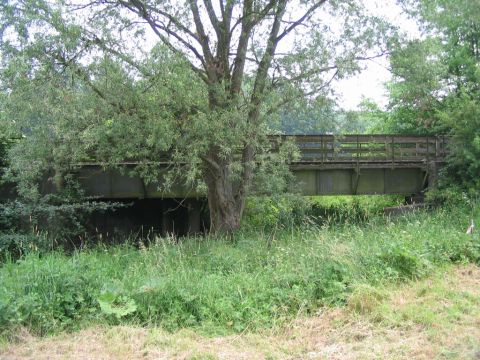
[62,135,446,198]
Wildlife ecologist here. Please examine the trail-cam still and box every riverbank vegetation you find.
[1,199,478,339]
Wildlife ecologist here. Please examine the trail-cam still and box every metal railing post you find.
[391,135,395,168]
[356,134,359,165]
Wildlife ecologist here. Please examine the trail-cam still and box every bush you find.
[0,198,126,255]
[242,195,311,230]
[347,284,387,315]
[376,244,430,279]
[0,252,102,335]
[0,233,53,260]
[309,195,404,223]
[242,195,403,231]
[440,96,480,190]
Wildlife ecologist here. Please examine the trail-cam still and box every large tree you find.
[384,0,480,188]
[1,0,391,233]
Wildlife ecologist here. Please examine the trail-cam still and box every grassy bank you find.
[0,204,479,339]
[2,264,478,359]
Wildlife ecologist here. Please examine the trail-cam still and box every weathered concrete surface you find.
[75,166,202,199]
[1,162,436,200]
[2,134,447,199]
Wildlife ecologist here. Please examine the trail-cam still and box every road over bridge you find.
[75,134,447,199]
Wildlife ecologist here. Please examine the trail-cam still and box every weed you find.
[347,284,387,315]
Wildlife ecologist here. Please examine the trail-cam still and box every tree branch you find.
[116,0,201,43]
[51,50,128,113]
[115,0,208,82]
[272,51,390,87]
[188,0,215,64]
[276,0,327,42]
[203,0,221,38]
[266,69,340,116]
[236,0,287,201]
[83,32,153,77]
[230,0,254,96]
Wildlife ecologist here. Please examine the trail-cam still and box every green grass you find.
[0,203,479,339]
[309,194,404,209]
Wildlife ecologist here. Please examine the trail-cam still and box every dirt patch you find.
[1,265,479,360]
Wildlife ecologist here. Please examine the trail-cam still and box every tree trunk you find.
[202,155,245,234]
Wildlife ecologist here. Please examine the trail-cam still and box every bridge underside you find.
[74,163,428,199]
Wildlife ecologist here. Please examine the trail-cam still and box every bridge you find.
[1,134,448,235]
[74,134,447,198]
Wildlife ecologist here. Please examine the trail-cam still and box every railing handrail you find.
[284,134,448,164]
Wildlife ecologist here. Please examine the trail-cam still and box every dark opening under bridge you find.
[75,134,447,198]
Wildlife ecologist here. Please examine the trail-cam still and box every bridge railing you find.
[280,135,448,164]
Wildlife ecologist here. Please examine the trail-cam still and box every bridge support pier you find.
[427,161,440,189]
[187,199,202,234]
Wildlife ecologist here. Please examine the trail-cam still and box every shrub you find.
[376,244,430,279]
[0,198,126,255]
[0,233,53,260]
[242,195,311,230]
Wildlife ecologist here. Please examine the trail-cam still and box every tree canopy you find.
[380,0,480,188]
[0,0,393,232]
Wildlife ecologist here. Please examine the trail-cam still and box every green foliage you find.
[355,98,388,134]
[0,121,16,183]
[0,253,102,335]
[242,195,403,231]
[269,96,383,135]
[439,97,480,188]
[242,195,311,230]
[0,0,395,232]
[377,243,431,279]
[272,96,339,135]
[426,185,479,208]
[347,284,386,315]
[382,38,446,134]
[0,197,126,255]
[0,233,52,260]
[97,292,137,320]
[0,133,10,172]
[307,195,404,224]
[0,203,478,337]
[383,0,480,191]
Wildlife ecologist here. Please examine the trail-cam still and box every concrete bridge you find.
[74,135,447,199]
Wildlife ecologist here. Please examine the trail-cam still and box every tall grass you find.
[0,204,479,338]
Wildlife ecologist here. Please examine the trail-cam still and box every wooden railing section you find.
[283,135,448,164]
